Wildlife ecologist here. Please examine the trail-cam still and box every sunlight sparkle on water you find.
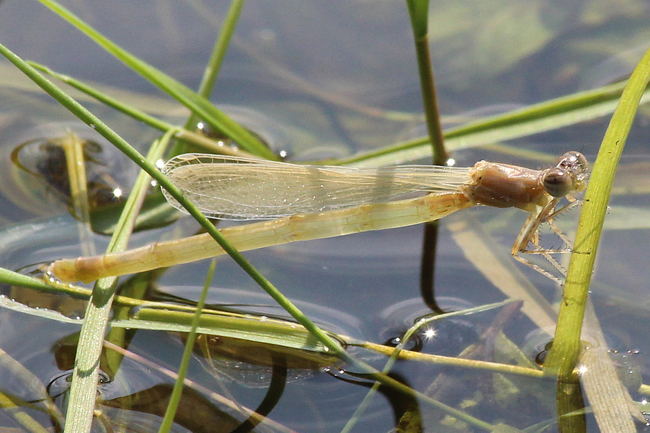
[423,327,437,340]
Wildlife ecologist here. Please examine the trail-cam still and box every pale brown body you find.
[467,161,550,212]
[49,152,587,284]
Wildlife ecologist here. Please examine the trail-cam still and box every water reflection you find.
[0,0,647,430]
[378,297,480,357]
[12,135,125,210]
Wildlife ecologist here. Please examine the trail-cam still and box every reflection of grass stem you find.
[544,45,650,429]
[62,132,94,256]
[405,0,447,317]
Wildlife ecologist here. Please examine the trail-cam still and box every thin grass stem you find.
[160,259,217,432]
[405,0,448,164]
[183,0,246,133]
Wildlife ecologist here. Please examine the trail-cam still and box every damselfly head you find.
[543,151,589,198]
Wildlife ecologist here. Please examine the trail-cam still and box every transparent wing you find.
[162,154,471,220]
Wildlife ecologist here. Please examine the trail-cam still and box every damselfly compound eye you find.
[543,167,573,198]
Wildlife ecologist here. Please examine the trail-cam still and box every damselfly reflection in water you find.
[48,152,588,284]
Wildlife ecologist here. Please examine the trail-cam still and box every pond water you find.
[0,0,648,432]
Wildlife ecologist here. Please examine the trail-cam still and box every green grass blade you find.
[29,62,257,160]
[0,285,337,366]
[543,44,650,431]
[0,34,347,370]
[545,47,650,376]
[183,0,246,134]
[338,80,647,166]
[0,348,62,432]
[405,0,430,39]
[35,0,275,160]
[101,130,177,374]
[159,259,217,433]
[405,0,448,164]
[29,61,258,159]
[62,130,174,433]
